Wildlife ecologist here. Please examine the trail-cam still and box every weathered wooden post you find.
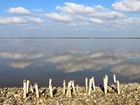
[116,80,120,94]
[49,79,53,97]
[71,80,76,95]
[63,80,66,95]
[91,76,96,91]
[85,77,88,93]
[113,74,116,83]
[66,82,72,97]
[26,80,30,94]
[66,82,68,97]
[105,75,108,85]
[23,80,27,98]
[30,84,34,93]
[69,82,72,97]
[76,85,79,94]
[88,79,92,95]
[103,77,107,94]
[34,83,39,98]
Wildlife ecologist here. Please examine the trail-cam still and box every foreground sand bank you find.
[0,83,140,105]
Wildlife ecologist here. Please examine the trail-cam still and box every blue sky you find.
[0,0,140,37]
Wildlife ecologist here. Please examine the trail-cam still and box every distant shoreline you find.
[1,37,140,39]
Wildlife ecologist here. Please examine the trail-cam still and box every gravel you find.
[0,83,140,105]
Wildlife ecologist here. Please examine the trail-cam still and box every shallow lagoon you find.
[0,39,140,87]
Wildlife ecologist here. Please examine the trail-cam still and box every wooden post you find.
[116,80,120,94]
[113,74,116,83]
[66,82,69,97]
[71,80,76,95]
[23,80,27,98]
[49,79,53,97]
[76,85,79,94]
[105,75,108,85]
[68,82,72,97]
[66,82,72,97]
[30,84,34,93]
[85,77,88,93]
[26,80,30,94]
[88,79,92,95]
[91,76,96,91]
[34,83,39,98]
[63,80,66,95]
[103,77,107,94]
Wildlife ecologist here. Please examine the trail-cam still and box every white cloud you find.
[91,11,125,20]
[0,2,139,34]
[112,0,140,12]
[0,17,26,24]
[0,16,43,24]
[44,2,127,27]
[8,7,31,14]
[56,2,94,14]
[112,17,140,26]
[25,16,43,23]
[89,18,104,24]
[8,61,32,69]
[45,13,72,22]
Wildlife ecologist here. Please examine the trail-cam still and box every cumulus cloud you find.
[3,2,139,28]
[91,10,125,20]
[56,2,94,14]
[0,17,26,24]
[8,61,32,69]
[0,16,43,24]
[112,0,140,12]
[111,17,140,26]
[111,63,140,80]
[8,7,31,14]
[0,52,43,60]
[44,2,129,27]
[89,18,104,24]
[45,13,72,22]
[25,16,43,23]
[0,2,139,34]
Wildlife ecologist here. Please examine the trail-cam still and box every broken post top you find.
[105,75,108,78]
[27,80,30,82]
[49,79,52,86]
[23,80,26,82]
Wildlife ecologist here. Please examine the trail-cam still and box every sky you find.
[0,0,140,37]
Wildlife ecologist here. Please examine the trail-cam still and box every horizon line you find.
[0,36,140,39]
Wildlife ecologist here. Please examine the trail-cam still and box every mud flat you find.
[0,83,140,105]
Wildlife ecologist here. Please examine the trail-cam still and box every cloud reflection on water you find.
[8,61,32,69]
[46,52,126,72]
[46,51,140,80]
[0,51,140,80]
[0,52,43,69]
[0,52,43,60]
[111,63,140,80]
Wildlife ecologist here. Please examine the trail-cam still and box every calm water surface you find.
[0,39,140,87]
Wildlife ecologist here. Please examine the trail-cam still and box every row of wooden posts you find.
[23,74,120,98]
